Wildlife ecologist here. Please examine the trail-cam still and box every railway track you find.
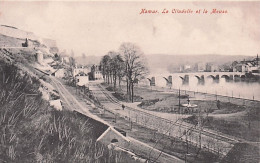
[92,83,241,156]
[50,79,185,163]
[97,84,238,142]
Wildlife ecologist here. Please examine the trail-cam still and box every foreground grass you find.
[0,62,134,163]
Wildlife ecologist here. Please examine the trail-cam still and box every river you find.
[142,72,260,101]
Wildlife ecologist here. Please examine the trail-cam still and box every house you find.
[53,68,66,78]
[75,72,89,86]
[73,66,91,77]
[232,55,259,73]
[91,65,103,80]
[233,63,248,72]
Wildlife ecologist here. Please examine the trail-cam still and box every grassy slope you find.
[0,49,139,162]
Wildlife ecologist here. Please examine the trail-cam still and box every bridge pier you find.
[195,75,205,85]
[180,75,189,85]
[234,75,241,82]
[147,77,156,86]
[229,75,233,81]
[168,75,173,88]
[215,75,219,83]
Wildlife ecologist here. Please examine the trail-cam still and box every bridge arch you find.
[221,75,230,80]
[195,75,201,80]
[241,75,246,79]
[207,75,216,80]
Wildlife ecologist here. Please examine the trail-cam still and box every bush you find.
[138,98,160,108]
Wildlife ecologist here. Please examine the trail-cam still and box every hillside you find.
[0,27,135,162]
[0,25,59,53]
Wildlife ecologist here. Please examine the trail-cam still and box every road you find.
[50,76,110,126]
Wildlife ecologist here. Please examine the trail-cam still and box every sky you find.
[0,1,259,57]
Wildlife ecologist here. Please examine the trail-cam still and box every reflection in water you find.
[143,73,260,101]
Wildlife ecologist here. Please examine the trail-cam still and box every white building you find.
[93,71,103,80]
[53,69,66,78]
[75,72,89,86]
[73,67,90,77]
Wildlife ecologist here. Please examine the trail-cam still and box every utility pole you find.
[179,88,181,114]
[198,107,202,149]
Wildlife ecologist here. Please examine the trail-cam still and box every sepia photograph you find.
[0,1,259,162]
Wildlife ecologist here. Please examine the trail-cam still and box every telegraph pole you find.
[179,88,181,114]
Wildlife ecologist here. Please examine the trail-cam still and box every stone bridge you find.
[179,72,245,85]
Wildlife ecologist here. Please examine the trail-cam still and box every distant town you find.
[177,55,259,74]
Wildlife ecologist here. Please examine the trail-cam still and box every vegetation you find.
[0,61,132,162]
[100,42,149,102]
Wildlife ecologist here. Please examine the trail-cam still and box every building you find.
[73,66,91,77]
[75,72,89,86]
[53,68,66,78]
[179,64,192,72]
[91,65,103,80]
[206,63,219,72]
[232,55,259,73]
[196,62,206,72]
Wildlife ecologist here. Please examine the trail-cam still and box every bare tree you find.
[110,53,125,89]
[119,42,149,102]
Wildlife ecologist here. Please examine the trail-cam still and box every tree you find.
[69,57,76,68]
[110,53,125,89]
[115,55,125,89]
[119,42,149,102]
[100,55,112,84]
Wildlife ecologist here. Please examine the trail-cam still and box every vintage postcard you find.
[0,1,259,162]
